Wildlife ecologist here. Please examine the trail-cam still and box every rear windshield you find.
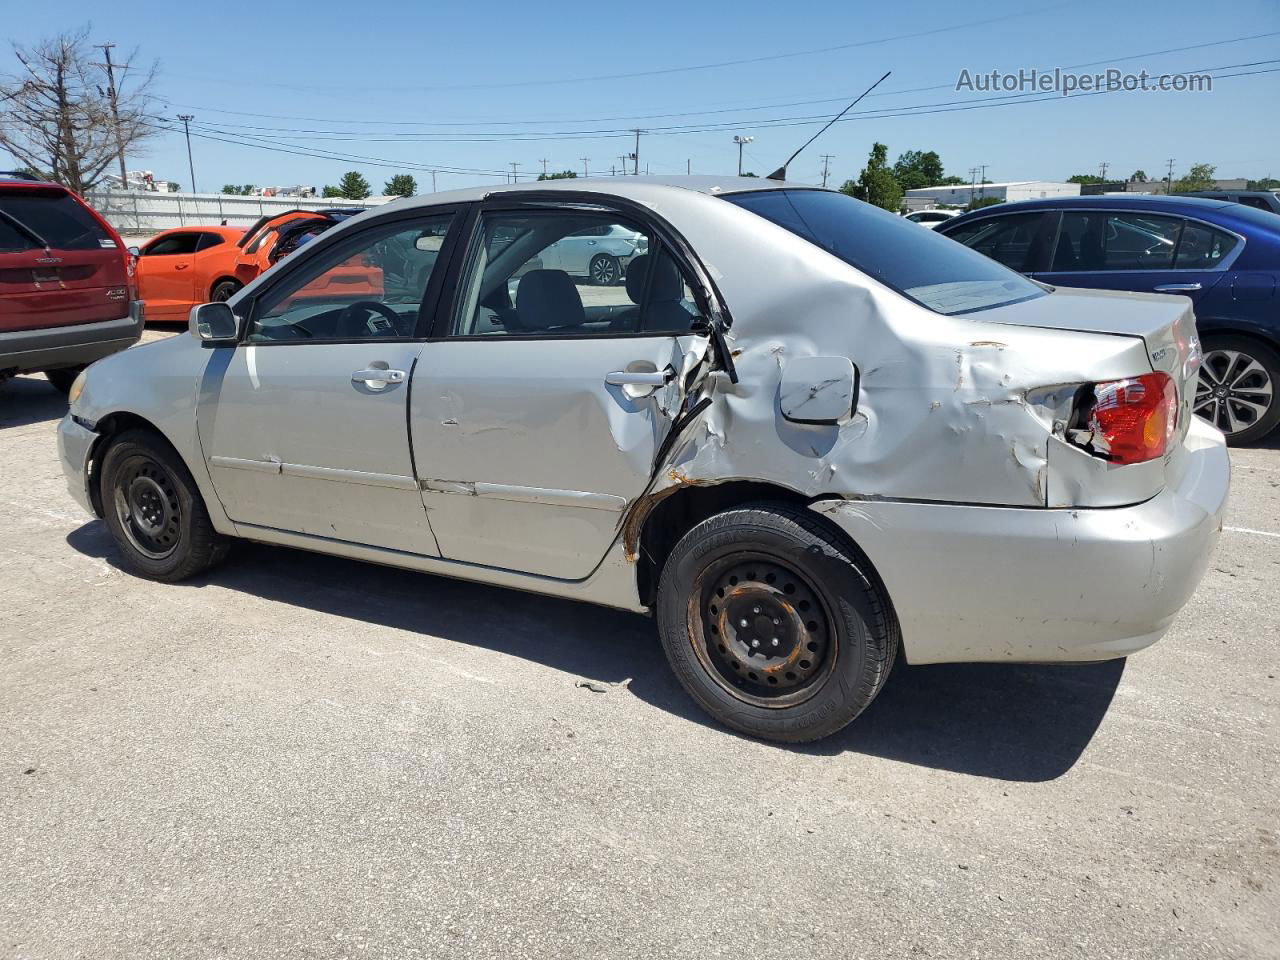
[0,189,112,250]
[725,189,1045,316]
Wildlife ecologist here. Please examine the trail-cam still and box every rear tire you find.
[589,254,620,286]
[211,279,242,302]
[100,428,230,582]
[656,502,898,743]
[1195,334,1280,445]
[44,366,83,393]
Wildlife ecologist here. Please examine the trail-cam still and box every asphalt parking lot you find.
[2,331,1277,960]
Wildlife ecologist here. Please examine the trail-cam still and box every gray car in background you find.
[537,222,646,284]
[57,177,1228,743]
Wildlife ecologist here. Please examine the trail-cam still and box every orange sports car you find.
[133,209,381,323]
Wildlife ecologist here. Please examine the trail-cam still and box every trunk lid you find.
[0,186,129,334]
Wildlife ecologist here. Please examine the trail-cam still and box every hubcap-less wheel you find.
[1194,348,1274,437]
[590,255,619,286]
[112,454,182,560]
[691,555,835,708]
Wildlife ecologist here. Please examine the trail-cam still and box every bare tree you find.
[0,27,159,194]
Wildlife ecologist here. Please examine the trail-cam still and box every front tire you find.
[100,429,230,581]
[589,254,620,286]
[656,503,898,743]
[1194,335,1280,445]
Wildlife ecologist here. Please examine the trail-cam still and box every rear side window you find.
[1175,222,1236,268]
[726,189,1043,315]
[943,213,1048,272]
[196,232,227,251]
[1239,197,1272,212]
[0,189,111,250]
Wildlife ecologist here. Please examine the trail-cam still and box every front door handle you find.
[1154,283,1202,293]
[352,367,407,390]
[606,367,675,387]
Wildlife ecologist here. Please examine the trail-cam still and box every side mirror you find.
[127,246,141,257]
[189,302,239,346]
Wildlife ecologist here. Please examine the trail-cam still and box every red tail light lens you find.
[1087,371,1178,465]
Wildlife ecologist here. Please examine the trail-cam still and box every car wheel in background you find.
[1194,334,1280,445]
[43,366,84,394]
[656,502,898,743]
[100,428,230,582]
[211,279,242,302]
[589,253,621,286]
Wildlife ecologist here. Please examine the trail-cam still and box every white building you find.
[904,180,1081,209]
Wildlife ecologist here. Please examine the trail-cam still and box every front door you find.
[410,206,705,579]
[197,210,460,553]
[135,231,201,320]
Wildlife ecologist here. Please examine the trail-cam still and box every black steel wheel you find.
[1194,335,1280,445]
[100,428,231,581]
[589,253,620,286]
[657,502,898,743]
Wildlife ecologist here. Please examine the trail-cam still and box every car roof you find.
[942,193,1280,236]
[151,224,245,239]
[392,175,801,210]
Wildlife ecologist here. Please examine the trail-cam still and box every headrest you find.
[625,253,684,304]
[515,269,585,330]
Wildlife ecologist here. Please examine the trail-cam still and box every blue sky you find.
[5,0,1279,192]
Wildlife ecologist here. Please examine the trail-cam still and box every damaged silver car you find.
[58,177,1229,743]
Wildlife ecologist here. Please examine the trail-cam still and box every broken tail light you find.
[1078,371,1178,465]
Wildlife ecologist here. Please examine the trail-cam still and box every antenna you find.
[766,71,891,182]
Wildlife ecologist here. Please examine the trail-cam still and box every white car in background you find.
[905,209,962,228]
[538,222,646,284]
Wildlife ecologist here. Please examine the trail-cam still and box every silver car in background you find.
[538,222,646,284]
[58,177,1228,743]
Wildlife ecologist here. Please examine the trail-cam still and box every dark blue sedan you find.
[938,195,1280,443]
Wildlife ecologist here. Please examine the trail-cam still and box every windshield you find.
[725,189,1045,316]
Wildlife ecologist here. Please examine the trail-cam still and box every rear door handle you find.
[352,368,407,389]
[1153,283,1202,293]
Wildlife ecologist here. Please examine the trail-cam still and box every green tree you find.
[1130,170,1148,183]
[221,183,254,195]
[892,149,945,191]
[321,184,343,198]
[1247,177,1279,191]
[383,174,417,197]
[966,196,1004,212]
[536,170,578,180]
[937,175,967,186]
[336,170,371,200]
[1067,174,1106,185]
[1173,162,1216,192]
[843,143,902,211]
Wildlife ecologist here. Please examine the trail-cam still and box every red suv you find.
[1,173,143,392]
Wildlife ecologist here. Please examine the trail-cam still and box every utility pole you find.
[1165,158,1176,195]
[687,159,691,175]
[733,135,754,176]
[968,166,978,204]
[177,115,197,194]
[94,43,129,192]
[631,129,643,175]
[430,170,437,192]
[510,162,519,183]
[978,164,988,197]
[618,155,629,176]
[580,156,589,177]
[539,158,549,178]
[1098,160,1110,180]
[820,154,834,188]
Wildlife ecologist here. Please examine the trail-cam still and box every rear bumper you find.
[813,417,1230,665]
[0,300,144,373]
[57,413,100,517]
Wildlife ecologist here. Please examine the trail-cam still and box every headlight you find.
[68,368,88,407]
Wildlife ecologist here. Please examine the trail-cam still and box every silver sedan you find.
[58,177,1229,743]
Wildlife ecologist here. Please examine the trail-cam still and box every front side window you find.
[247,214,453,343]
[451,211,699,337]
[145,233,201,256]
[726,189,1044,316]
[1052,212,1180,271]
[943,212,1049,273]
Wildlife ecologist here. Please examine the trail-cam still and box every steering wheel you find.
[336,300,404,338]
